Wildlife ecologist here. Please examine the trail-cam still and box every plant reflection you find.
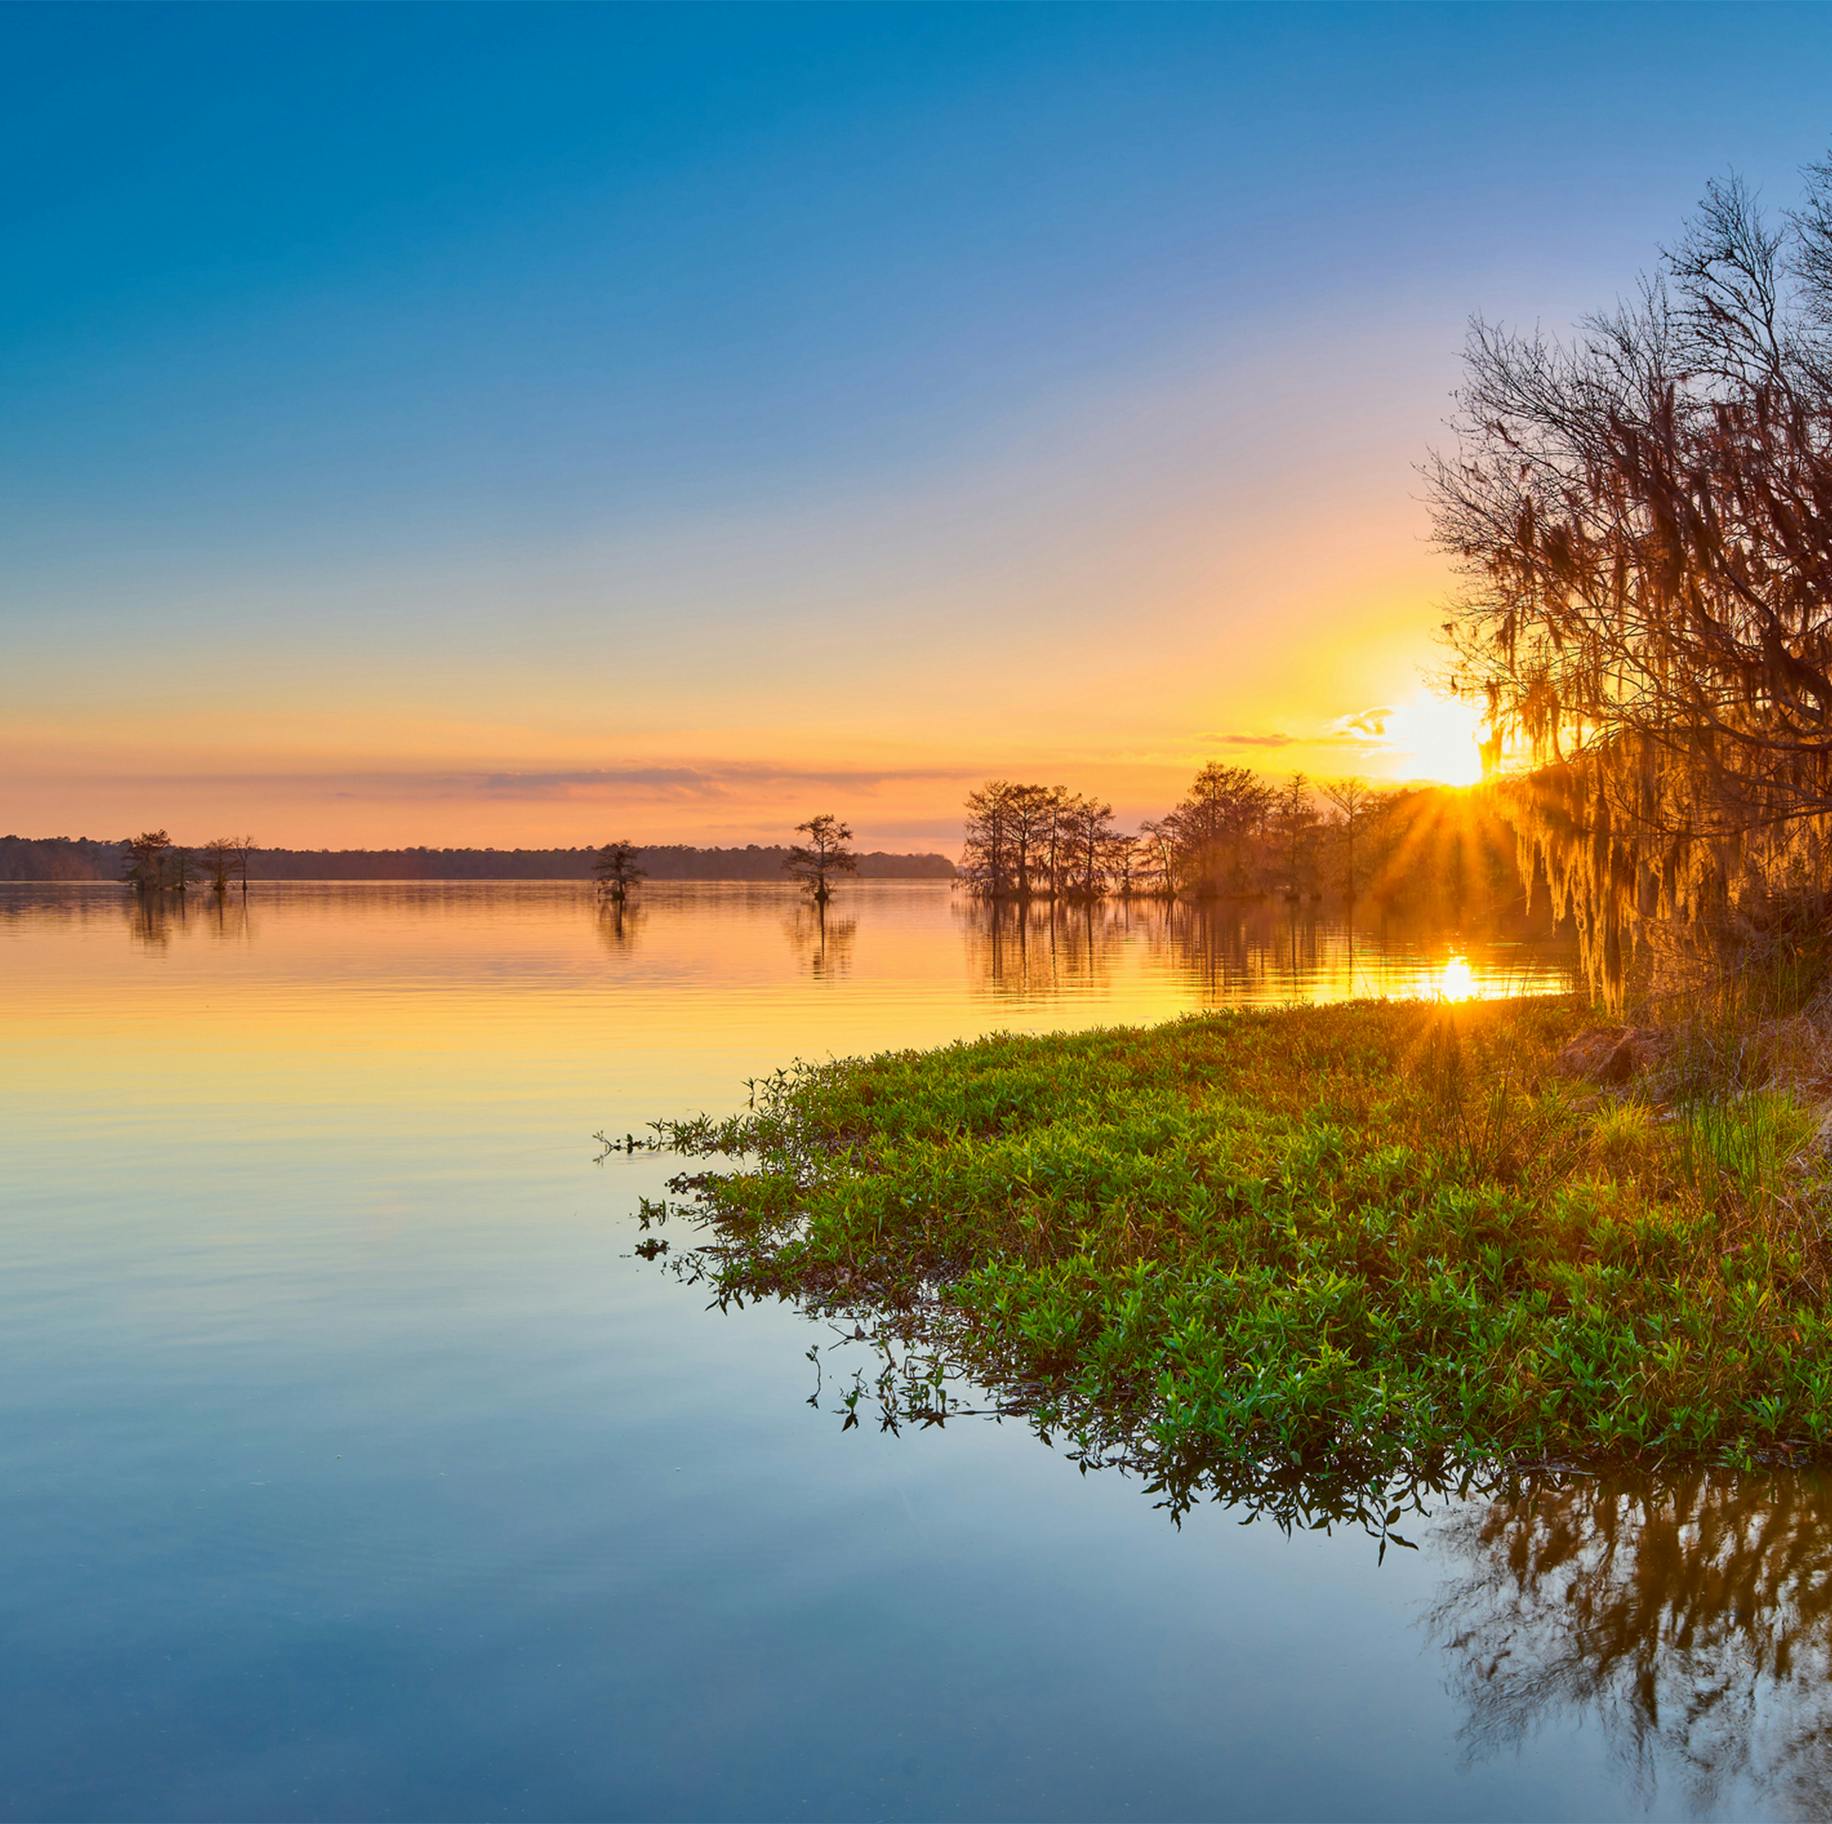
[628,1193,1832,1812]
[623,1183,1475,1542]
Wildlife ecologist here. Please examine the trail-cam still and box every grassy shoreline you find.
[649,998,1831,1492]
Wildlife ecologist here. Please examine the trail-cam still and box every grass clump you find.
[647,998,1832,1497]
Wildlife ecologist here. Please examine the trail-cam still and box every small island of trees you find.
[956,768,1501,913]
[121,831,254,898]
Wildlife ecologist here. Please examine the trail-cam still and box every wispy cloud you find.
[82,760,989,803]
[1336,706,1395,741]
[1199,718,1389,752]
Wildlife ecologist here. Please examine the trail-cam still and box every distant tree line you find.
[0,837,955,884]
[962,770,1527,915]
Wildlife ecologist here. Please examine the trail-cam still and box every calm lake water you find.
[3,880,1821,1820]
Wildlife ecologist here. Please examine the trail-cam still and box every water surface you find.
[3,882,1818,1820]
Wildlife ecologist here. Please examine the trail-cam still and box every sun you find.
[1374,691,1490,788]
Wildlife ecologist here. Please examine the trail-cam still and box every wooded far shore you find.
[0,836,956,884]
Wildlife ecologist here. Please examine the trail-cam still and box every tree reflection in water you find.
[783,901,856,978]
[595,898,645,955]
[852,1314,1832,1809]
[122,889,256,950]
[126,890,185,950]
[1427,1468,1832,1814]
[954,896,1567,1005]
[957,897,1114,1000]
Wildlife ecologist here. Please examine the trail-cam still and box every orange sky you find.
[5,333,1489,854]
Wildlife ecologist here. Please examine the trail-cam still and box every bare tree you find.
[1268,773,1319,898]
[962,781,1018,897]
[1104,830,1139,899]
[1061,793,1118,900]
[1006,785,1055,898]
[785,814,858,902]
[1321,778,1377,899]
[1137,816,1182,898]
[204,837,238,896]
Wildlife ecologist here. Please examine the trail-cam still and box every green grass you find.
[644,998,1832,1506]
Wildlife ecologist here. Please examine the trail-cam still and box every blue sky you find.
[6,3,1832,845]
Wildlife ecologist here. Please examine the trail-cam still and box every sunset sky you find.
[8,3,1832,852]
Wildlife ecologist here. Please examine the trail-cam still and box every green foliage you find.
[649,1000,1832,1487]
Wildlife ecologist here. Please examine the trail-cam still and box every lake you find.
[2,880,1821,1821]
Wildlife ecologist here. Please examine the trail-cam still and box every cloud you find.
[77,760,989,803]
[469,762,984,799]
[1198,718,1391,752]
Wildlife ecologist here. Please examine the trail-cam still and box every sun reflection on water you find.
[1436,954,1477,1000]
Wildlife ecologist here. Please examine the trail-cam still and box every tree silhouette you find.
[1270,773,1319,898]
[1429,163,1832,1003]
[1171,764,1273,896]
[204,837,237,896]
[121,830,171,894]
[784,814,857,902]
[961,770,1501,911]
[1321,779,1377,899]
[592,839,647,903]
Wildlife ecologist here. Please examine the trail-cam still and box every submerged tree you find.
[955,764,1508,915]
[961,781,1016,897]
[785,814,858,902]
[592,839,647,903]
[1136,816,1183,899]
[1428,162,1832,1005]
[1060,793,1120,899]
[121,830,172,894]
[204,837,238,896]
[1106,830,1139,898]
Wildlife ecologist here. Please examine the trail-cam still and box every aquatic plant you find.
[637,1000,1832,1495]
